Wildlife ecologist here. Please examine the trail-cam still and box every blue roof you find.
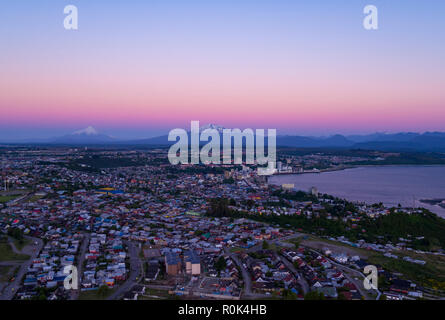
[166,252,180,265]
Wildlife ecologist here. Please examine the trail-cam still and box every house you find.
[165,252,181,276]
[184,250,201,275]
[316,286,338,299]
[145,260,160,281]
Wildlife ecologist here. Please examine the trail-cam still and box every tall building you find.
[165,252,181,276]
[309,186,319,197]
[184,250,201,275]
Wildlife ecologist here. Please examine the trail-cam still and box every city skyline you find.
[1,0,445,140]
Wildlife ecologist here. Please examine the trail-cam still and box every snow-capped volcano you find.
[50,126,116,144]
[199,123,225,133]
[73,126,99,135]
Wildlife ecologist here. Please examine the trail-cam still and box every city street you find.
[106,241,142,300]
[70,233,90,300]
[0,236,43,300]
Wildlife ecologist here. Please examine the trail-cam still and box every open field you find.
[368,251,445,289]
[294,234,445,290]
[13,238,31,252]
[0,265,13,282]
[78,287,117,300]
[0,196,17,203]
[300,235,371,259]
[138,288,171,300]
[26,195,45,203]
[0,242,30,262]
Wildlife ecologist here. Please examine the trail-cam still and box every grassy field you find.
[295,234,445,290]
[368,250,445,289]
[264,241,281,252]
[78,287,117,300]
[138,288,171,300]
[0,195,17,203]
[0,242,30,262]
[0,265,12,282]
[13,238,31,251]
[300,235,371,259]
[26,195,44,202]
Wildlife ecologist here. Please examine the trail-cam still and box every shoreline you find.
[271,163,445,177]
[268,165,445,218]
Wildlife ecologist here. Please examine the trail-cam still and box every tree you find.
[215,256,227,272]
[7,227,23,240]
[293,239,301,250]
[304,291,325,300]
[337,292,347,300]
[262,241,269,250]
[207,198,233,218]
[282,289,298,300]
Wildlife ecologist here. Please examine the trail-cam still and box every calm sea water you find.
[269,166,445,217]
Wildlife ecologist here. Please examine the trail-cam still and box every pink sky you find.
[1,0,444,139]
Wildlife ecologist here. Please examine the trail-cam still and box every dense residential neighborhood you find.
[1,147,444,300]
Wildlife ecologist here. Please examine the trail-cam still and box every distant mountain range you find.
[123,127,445,152]
[3,125,445,152]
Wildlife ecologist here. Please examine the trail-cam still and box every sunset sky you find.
[1,0,444,140]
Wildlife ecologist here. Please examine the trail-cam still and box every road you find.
[224,247,272,299]
[223,234,306,298]
[276,253,309,294]
[224,248,252,296]
[303,246,381,300]
[6,192,33,205]
[106,241,143,300]
[272,233,381,300]
[269,234,310,294]
[7,237,23,255]
[0,236,43,300]
[70,233,90,300]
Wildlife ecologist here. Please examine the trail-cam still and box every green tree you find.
[304,291,325,300]
[282,289,298,300]
[293,239,301,250]
[215,256,227,272]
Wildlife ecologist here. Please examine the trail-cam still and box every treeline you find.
[350,152,445,166]
[206,197,445,251]
[206,198,350,237]
[361,209,445,250]
[271,190,318,202]
[207,198,236,218]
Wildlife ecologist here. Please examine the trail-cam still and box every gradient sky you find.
[1,0,445,140]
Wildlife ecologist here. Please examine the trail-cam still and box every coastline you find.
[268,165,445,218]
[271,163,445,177]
